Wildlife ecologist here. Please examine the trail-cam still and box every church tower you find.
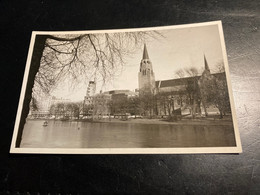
[138,44,155,94]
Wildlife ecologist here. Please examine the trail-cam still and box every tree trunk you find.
[16,35,47,147]
[219,110,223,119]
[202,99,208,117]
[192,99,196,119]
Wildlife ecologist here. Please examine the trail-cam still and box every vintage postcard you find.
[10,21,242,154]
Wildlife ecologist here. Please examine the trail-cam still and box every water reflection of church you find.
[84,44,224,117]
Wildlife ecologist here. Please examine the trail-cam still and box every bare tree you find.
[139,90,156,118]
[214,73,231,118]
[175,67,201,119]
[49,102,65,119]
[127,96,141,117]
[199,62,231,118]
[156,91,181,121]
[34,32,161,95]
[214,61,225,73]
[50,101,82,119]
[16,31,161,147]
[93,93,110,118]
[156,92,168,116]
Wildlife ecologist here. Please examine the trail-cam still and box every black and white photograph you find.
[10,21,242,154]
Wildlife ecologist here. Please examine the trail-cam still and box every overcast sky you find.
[52,24,224,101]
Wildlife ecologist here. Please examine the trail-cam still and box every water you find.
[20,120,236,148]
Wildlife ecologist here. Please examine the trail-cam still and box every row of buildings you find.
[28,95,71,118]
[29,43,228,119]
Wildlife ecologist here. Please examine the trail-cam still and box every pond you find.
[20,120,236,148]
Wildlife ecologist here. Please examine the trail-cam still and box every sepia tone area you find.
[16,23,237,149]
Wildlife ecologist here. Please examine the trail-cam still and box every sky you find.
[51,24,224,101]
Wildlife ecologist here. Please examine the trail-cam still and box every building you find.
[93,92,111,117]
[28,91,52,118]
[138,44,226,117]
[83,44,228,118]
[82,81,96,116]
[83,86,139,117]
[84,81,96,105]
[94,89,138,116]
[87,81,96,96]
[51,96,71,105]
[138,43,156,94]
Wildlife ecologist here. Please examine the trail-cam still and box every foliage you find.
[109,95,141,116]
[50,102,82,119]
[156,92,175,116]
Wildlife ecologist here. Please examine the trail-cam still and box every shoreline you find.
[93,118,233,126]
[27,118,233,126]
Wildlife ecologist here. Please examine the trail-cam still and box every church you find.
[138,43,223,117]
[84,43,227,118]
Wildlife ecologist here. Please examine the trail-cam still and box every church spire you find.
[204,54,210,72]
[143,43,149,59]
[138,43,155,94]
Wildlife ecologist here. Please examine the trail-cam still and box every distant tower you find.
[199,54,214,98]
[202,54,211,76]
[84,81,96,108]
[138,44,155,94]
[86,81,96,97]
[198,55,214,117]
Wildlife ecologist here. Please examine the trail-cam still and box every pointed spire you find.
[143,43,149,59]
[204,54,210,72]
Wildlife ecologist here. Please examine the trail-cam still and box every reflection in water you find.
[20,120,236,148]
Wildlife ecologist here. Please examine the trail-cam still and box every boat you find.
[43,121,48,126]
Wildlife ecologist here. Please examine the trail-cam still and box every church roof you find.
[156,77,197,88]
[156,72,225,88]
[143,43,149,59]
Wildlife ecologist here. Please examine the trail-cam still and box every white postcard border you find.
[10,21,242,154]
